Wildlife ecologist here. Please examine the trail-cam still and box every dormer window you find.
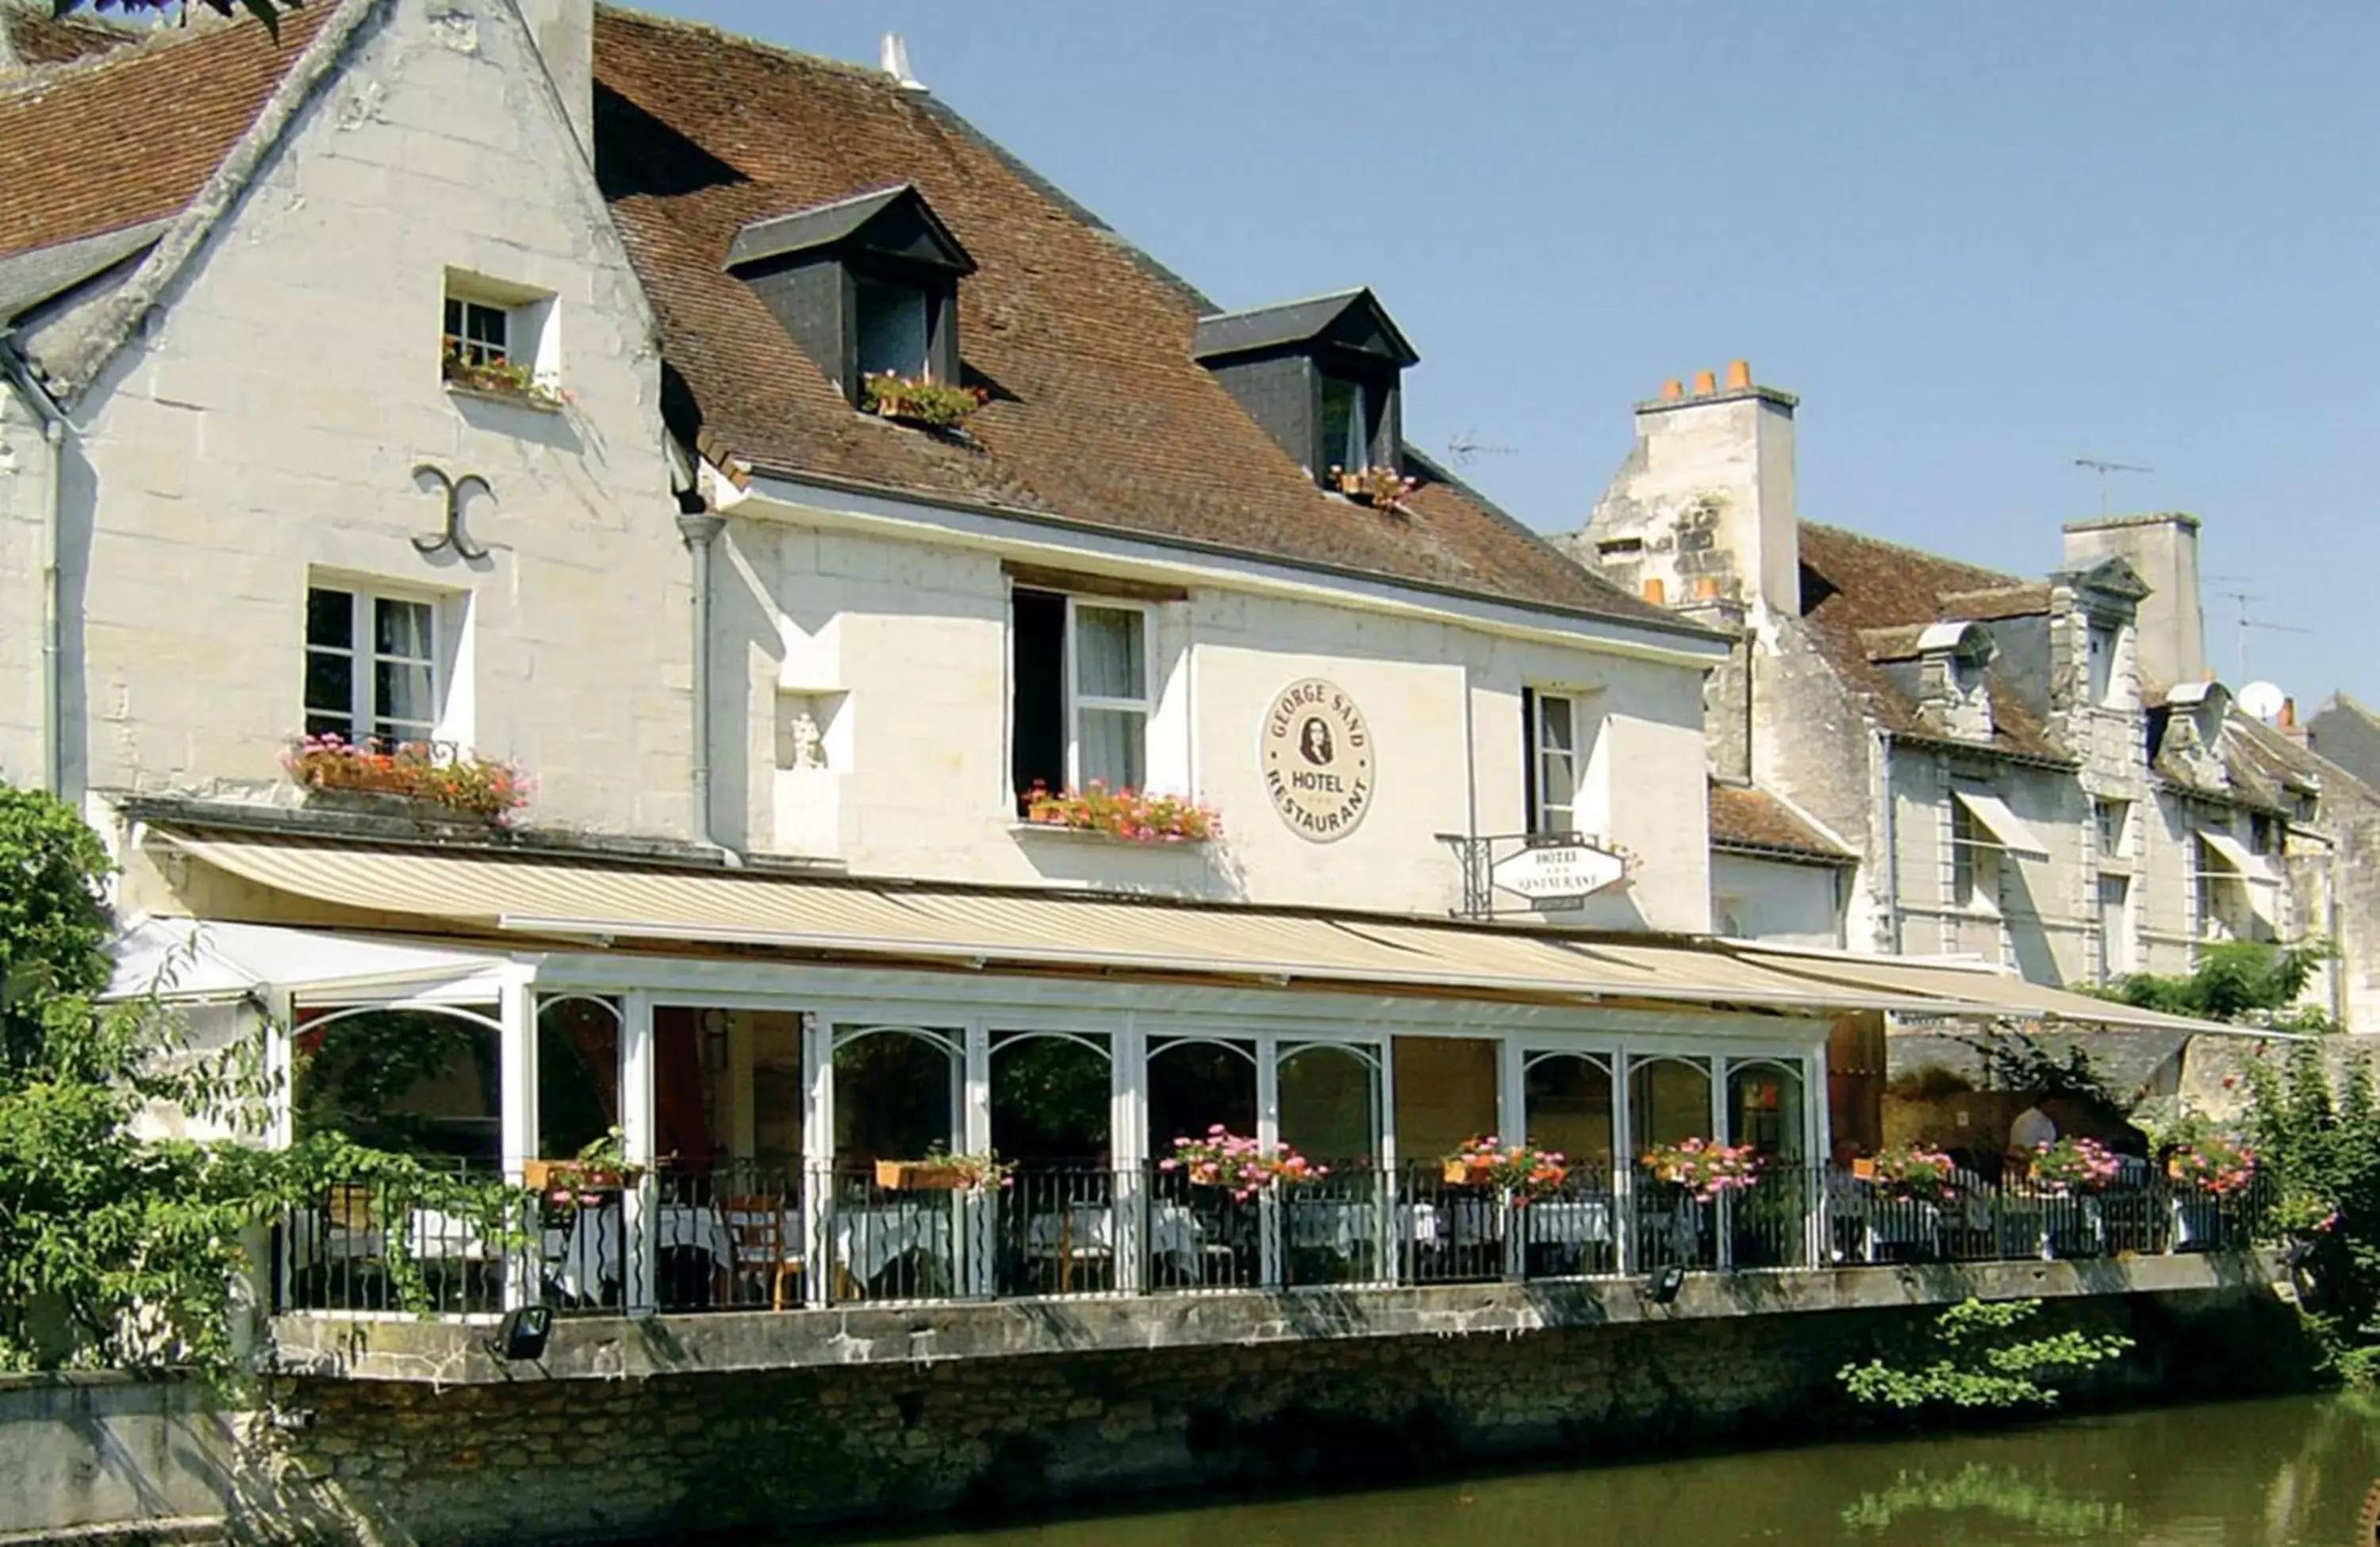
[1194,287,1418,491]
[1319,370,1386,475]
[726,183,977,409]
[855,274,933,381]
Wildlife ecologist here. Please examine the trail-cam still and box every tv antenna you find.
[2074,458,2153,518]
[1446,432,1516,469]
[2208,579,2312,679]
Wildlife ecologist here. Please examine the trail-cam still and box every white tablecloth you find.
[1522,1197,1612,1246]
[547,1203,752,1300]
[302,1207,491,1268]
[1286,1200,1380,1257]
[835,1205,954,1282]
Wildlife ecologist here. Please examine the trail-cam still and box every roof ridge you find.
[1801,519,2027,587]
[593,2,934,87]
[592,2,1219,314]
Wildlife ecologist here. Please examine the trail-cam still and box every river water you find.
[854,1395,2380,1547]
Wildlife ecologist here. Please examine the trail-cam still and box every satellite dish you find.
[2237,680,2287,724]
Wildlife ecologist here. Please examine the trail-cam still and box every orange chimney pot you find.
[1693,576,1721,601]
[1660,379,1684,401]
[1691,369,1718,396]
[1641,578,1667,605]
[2281,697,2298,728]
[1725,359,1752,390]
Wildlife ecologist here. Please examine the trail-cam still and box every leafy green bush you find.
[0,782,509,1376]
[1839,1298,2133,1411]
[2245,1042,2380,1374]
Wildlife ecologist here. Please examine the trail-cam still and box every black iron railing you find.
[274,1160,523,1317]
[271,1157,2281,1319]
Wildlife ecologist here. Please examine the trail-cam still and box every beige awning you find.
[1952,789,2051,860]
[150,827,2275,1035]
[2197,829,2282,886]
[152,828,1973,1016]
[1723,946,2270,1037]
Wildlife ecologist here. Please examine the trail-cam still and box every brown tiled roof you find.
[1,5,136,68]
[590,10,1683,626]
[1707,779,1853,862]
[1796,523,2068,762]
[0,6,325,262]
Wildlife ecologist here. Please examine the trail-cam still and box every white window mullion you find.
[349,591,372,741]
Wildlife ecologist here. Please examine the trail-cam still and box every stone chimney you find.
[2061,513,2204,693]
[515,0,593,158]
[1562,363,1801,620]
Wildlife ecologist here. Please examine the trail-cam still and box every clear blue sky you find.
[643,0,2376,704]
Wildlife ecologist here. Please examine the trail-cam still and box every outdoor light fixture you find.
[1648,1264,1687,1304]
[487,1304,553,1363]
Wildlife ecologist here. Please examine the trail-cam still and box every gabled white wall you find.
[714,504,1718,931]
[33,0,688,835]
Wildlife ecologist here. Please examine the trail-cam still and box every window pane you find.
[306,586,352,648]
[305,711,355,740]
[1073,606,1145,702]
[375,597,434,662]
[305,650,353,724]
[1538,751,1576,823]
[1537,696,1574,754]
[1319,374,1370,471]
[855,278,930,380]
[443,296,462,340]
[466,303,507,351]
[375,660,436,741]
[1078,708,1145,791]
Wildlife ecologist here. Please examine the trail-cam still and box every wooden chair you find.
[721,1195,804,1311]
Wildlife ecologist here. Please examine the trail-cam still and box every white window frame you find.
[304,581,461,748]
[1528,690,1582,836]
[2093,797,2131,859]
[441,270,559,391]
[1062,597,1154,792]
[2086,619,2120,706]
[1950,801,2001,914]
[2097,873,2134,978]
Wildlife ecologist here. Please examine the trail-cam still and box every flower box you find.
[861,372,986,429]
[1330,463,1418,515]
[876,1159,970,1191]
[284,735,532,821]
[442,349,563,409]
[1021,782,1218,844]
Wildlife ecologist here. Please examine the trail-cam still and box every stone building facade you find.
[0,7,2288,1541]
[1559,370,2380,1025]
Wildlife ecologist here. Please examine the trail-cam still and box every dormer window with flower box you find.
[726,182,981,428]
[1193,286,1419,494]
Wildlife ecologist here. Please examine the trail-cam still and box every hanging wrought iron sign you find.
[1261,677,1373,843]
[1439,831,1639,919]
[1491,838,1630,905]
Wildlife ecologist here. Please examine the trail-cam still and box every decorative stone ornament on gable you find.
[1261,678,1373,842]
[1915,620,1997,742]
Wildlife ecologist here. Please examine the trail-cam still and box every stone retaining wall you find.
[228,1270,2311,1546]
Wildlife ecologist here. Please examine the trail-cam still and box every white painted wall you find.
[1710,853,1841,948]
[13,0,689,835]
[714,501,1717,930]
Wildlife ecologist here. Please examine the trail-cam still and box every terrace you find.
[271,992,2268,1326]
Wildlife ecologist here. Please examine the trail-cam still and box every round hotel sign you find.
[1262,678,1373,843]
